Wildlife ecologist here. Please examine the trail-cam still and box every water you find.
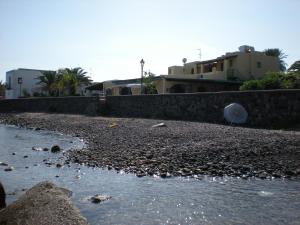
[0,124,300,225]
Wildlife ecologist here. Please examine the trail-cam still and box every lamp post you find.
[17,77,23,98]
[140,59,145,94]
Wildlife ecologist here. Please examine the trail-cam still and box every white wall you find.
[5,69,44,99]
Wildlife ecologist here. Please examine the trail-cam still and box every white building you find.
[5,68,47,99]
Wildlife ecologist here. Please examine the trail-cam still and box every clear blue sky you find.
[1,0,299,82]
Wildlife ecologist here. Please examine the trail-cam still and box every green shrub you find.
[239,80,263,91]
[240,72,300,91]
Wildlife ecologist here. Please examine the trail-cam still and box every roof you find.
[159,76,242,85]
[85,82,103,90]
[6,68,54,73]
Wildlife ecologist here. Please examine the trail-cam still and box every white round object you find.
[224,103,248,124]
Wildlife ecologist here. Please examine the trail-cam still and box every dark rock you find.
[23,155,28,158]
[43,148,49,151]
[51,145,61,153]
[0,162,8,166]
[4,167,14,172]
[0,182,6,209]
[91,194,111,203]
[12,152,16,155]
[56,163,63,168]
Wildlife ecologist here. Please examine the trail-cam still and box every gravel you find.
[1,113,300,179]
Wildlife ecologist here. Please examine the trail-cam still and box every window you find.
[229,59,233,67]
[257,61,262,68]
[168,68,172,75]
[191,68,194,74]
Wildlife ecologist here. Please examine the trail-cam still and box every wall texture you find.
[0,97,100,115]
[0,90,299,128]
[106,90,300,128]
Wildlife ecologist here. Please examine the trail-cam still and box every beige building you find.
[87,46,280,95]
[168,45,280,81]
[154,45,280,94]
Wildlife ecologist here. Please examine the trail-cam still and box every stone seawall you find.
[0,96,100,115]
[106,90,300,128]
[0,90,299,128]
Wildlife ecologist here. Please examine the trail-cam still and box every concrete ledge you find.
[0,181,89,225]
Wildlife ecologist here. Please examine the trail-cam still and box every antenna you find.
[197,49,202,61]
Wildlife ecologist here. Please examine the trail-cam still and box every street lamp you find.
[140,59,145,94]
[17,77,23,98]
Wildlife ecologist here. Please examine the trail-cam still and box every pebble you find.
[90,194,112,203]
[51,145,61,153]
[4,166,14,171]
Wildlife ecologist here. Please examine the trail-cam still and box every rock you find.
[51,145,61,153]
[23,155,28,158]
[91,194,111,203]
[12,152,16,155]
[0,181,88,225]
[43,148,49,151]
[32,146,43,151]
[151,123,166,128]
[258,172,267,179]
[56,163,63,168]
[0,162,8,166]
[0,182,6,209]
[4,167,14,172]
[136,172,146,177]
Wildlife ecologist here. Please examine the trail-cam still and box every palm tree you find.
[264,48,287,71]
[36,71,58,96]
[57,67,92,96]
[288,60,300,72]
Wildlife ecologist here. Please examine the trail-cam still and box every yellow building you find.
[86,46,280,95]
[154,45,280,94]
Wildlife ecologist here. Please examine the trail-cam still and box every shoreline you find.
[1,113,300,179]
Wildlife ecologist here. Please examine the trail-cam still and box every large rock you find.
[0,181,88,225]
[0,181,5,209]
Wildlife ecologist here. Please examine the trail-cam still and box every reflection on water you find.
[0,124,300,225]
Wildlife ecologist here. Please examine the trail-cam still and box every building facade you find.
[168,45,280,81]
[5,68,46,99]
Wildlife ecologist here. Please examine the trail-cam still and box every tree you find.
[0,80,5,97]
[288,60,300,72]
[143,72,158,94]
[264,48,287,71]
[57,67,92,96]
[36,71,58,96]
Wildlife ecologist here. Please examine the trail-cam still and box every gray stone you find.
[0,181,88,225]
[91,194,111,203]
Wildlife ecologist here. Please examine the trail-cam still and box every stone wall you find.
[0,90,299,128]
[105,90,300,128]
[0,96,100,115]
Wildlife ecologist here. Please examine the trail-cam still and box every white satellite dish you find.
[224,103,248,124]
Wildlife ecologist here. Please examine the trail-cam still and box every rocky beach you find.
[1,113,300,179]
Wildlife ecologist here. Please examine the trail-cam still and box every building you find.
[5,68,47,99]
[154,45,280,94]
[86,45,280,96]
[85,78,144,96]
[168,45,280,80]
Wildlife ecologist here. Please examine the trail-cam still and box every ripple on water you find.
[1,124,300,225]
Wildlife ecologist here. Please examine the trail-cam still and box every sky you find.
[0,0,299,82]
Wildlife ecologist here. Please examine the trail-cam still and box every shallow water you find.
[0,124,300,225]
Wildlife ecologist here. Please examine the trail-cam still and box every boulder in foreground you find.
[0,181,88,225]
